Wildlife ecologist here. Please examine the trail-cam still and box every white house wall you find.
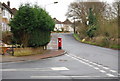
[54,23,73,32]
[54,24,63,31]
[2,22,11,31]
[0,3,2,39]
[2,6,12,31]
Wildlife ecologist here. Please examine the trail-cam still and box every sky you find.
[1,0,115,22]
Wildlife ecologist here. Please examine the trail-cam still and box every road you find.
[1,33,119,80]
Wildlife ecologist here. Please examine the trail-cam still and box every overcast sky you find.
[1,0,115,21]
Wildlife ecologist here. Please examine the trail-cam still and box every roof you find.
[11,8,17,15]
[62,19,72,24]
[53,18,73,24]
[2,2,13,14]
[53,18,62,24]
[2,2,17,15]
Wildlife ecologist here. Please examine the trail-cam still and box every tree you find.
[66,1,106,38]
[66,1,106,26]
[9,4,55,47]
[28,5,55,47]
[9,4,36,47]
[88,8,97,26]
[118,1,120,38]
[86,8,97,38]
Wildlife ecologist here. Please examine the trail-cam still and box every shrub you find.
[86,25,96,38]
[2,31,13,44]
[94,36,109,47]
[9,4,55,47]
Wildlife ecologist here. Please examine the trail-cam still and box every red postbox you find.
[58,37,62,49]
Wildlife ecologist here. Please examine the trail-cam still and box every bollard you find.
[58,37,62,50]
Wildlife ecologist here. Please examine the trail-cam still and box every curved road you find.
[2,33,119,79]
[61,33,118,70]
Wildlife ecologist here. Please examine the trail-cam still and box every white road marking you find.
[92,63,100,66]
[89,62,94,64]
[110,70,117,73]
[1,67,69,71]
[31,76,101,78]
[97,65,102,67]
[87,64,93,67]
[103,67,109,70]
[93,67,99,70]
[51,67,69,71]
[2,69,17,71]
[69,54,117,74]
[106,74,115,77]
[66,54,117,77]
[99,70,106,73]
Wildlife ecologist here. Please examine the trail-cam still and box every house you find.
[62,19,73,32]
[0,2,2,40]
[53,18,73,32]
[0,2,2,26]
[53,18,63,31]
[0,1,17,31]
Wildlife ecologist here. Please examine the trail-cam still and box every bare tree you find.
[66,1,106,23]
[66,1,107,35]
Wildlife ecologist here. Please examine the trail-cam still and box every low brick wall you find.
[14,47,45,57]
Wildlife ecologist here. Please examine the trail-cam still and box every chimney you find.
[7,1,10,7]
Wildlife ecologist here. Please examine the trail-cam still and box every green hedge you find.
[28,30,50,47]
[9,4,55,47]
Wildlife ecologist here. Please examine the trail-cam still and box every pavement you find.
[0,49,66,63]
[0,33,66,63]
[1,33,119,79]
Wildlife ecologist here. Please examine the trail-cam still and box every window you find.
[3,10,5,16]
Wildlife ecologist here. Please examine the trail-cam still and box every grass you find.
[73,34,81,42]
[73,33,120,50]
[110,45,120,50]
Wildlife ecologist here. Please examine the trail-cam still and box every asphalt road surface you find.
[1,33,119,80]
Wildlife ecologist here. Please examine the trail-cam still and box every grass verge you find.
[73,34,81,42]
[73,34,120,50]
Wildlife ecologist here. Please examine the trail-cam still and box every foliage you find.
[2,31,13,44]
[9,4,55,47]
[9,4,36,46]
[86,25,96,38]
[28,30,50,47]
[86,8,97,38]
[33,5,55,31]
[88,8,97,26]
[68,1,119,49]
[73,33,81,42]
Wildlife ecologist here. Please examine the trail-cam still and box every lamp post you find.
[44,1,58,10]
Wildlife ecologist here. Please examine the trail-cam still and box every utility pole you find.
[73,8,76,34]
[73,17,76,34]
